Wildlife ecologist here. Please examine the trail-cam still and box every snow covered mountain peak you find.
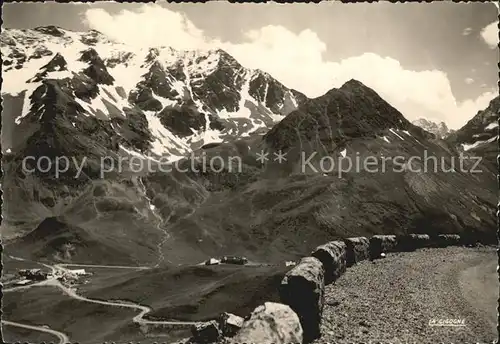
[411,118,453,139]
[2,27,305,160]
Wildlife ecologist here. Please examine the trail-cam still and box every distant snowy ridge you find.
[411,118,453,139]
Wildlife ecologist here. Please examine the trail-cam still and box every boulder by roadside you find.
[311,241,347,284]
[229,302,303,344]
[369,235,398,259]
[433,234,462,248]
[190,232,495,344]
[396,234,431,251]
[280,256,325,343]
[344,237,370,266]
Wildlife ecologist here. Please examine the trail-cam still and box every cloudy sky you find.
[4,1,499,129]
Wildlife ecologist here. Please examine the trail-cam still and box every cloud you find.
[465,77,474,85]
[310,53,494,129]
[84,5,213,50]
[221,26,337,97]
[85,4,496,129]
[480,20,499,48]
[462,27,472,36]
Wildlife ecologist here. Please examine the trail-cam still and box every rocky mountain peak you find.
[145,48,161,64]
[33,25,66,37]
[339,78,366,90]
[29,53,68,82]
[213,48,241,67]
[338,79,385,100]
[79,48,101,63]
[264,79,413,151]
[78,48,115,85]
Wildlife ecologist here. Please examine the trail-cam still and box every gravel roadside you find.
[315,246,498,344]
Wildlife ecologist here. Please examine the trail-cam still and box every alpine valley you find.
[1,26,498,344]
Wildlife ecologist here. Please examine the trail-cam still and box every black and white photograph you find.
[1,1,498,344]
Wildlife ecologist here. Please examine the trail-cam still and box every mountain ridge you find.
[1,26,497,266]
[1,26,306,160]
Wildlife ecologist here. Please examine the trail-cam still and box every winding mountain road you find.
[56,263,150,270]
[3,256,198,343]
[2,320,69,344]
[315,246,498,344]
[458,251,498,333]
[41,278,198,326]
